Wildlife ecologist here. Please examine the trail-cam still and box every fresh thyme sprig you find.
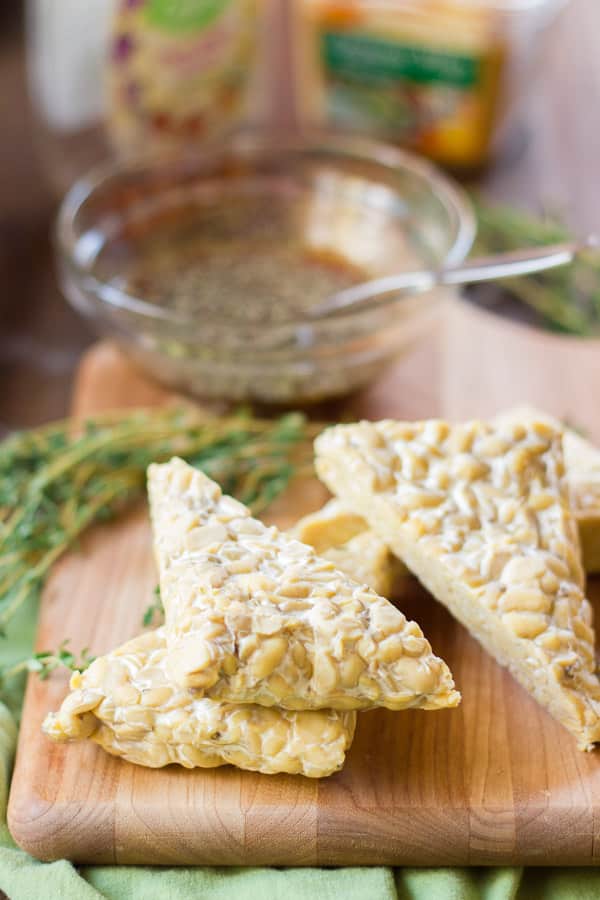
[472,197,600,337]
[0,641,95,685]
[0,406,318,648]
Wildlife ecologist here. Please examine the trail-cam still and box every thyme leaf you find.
[143,586,165,628]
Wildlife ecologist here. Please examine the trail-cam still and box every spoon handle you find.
[312,237,598,319]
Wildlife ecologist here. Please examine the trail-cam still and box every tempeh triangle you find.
[292,499,397,595]
[43,629,356,777]
[315,418,600,750]
[147,458,459,712]
[293,408,600,580]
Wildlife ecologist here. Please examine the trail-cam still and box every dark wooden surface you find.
[2,1,600,434]
[0,8,93,435]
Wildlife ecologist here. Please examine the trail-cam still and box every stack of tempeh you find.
[43,459,459,777]
[44,405,600,773]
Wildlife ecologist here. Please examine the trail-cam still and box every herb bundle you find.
[472,198,600,337]
[0,406,317,682]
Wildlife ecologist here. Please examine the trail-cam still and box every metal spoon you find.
[311,237,598,319]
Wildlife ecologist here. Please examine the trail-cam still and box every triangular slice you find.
[317,531,395,597]
[292,499,399,595]
[496,405,600,573]
[43,628,356,778]
[315,418,600,750]
[295,411,600,582]
[292,499,368,553]
[147,458,459,712]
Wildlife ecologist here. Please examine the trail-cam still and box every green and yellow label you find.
[322,32,480,88]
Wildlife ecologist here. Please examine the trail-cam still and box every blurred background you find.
[2,0,600,430]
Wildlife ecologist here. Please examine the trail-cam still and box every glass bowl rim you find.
[56,130,477,330]
[467,0,566,10]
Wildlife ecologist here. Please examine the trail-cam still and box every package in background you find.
[107,0,260,158]
[295,0,507,169]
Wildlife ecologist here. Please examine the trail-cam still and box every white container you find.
[27,0,116,192]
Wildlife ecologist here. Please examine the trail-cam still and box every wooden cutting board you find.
[8,325,600,866]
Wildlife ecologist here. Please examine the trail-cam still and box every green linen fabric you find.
[2,596,600,900]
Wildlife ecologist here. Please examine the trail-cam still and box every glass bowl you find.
[56,132,475,404]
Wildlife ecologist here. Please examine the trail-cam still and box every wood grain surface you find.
[7,338,600,866]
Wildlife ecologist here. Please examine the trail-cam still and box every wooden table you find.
[2,0,600,434]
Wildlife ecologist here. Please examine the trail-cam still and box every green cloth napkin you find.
[2,598,600,900]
